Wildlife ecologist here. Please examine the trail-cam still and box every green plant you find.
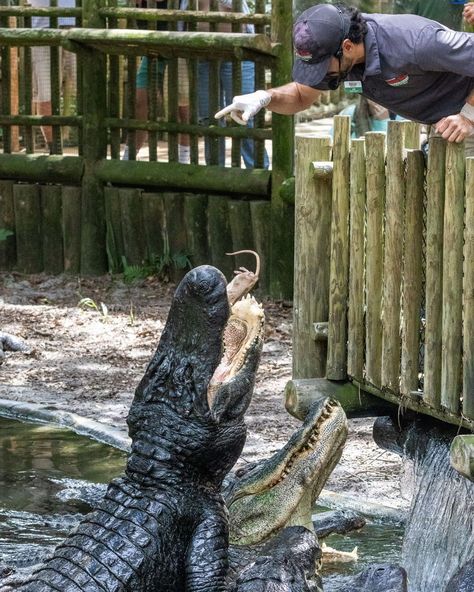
[78,297,109,319]
[0,228,13,242]
[121,237,192,284]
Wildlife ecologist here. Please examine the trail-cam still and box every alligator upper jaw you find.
[226,398,348,546]
[226,398,347,504]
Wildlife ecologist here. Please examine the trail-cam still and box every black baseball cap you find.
[293,4,351,87]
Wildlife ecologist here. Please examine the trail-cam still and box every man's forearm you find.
[267,82,321,115]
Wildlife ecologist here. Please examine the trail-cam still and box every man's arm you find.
[214,82,321,124]
[435,89,474,143]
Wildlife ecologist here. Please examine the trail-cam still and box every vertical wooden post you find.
[0,181,16,269]
[347,138,366,381]
[62,186,82,274]
[423,137,446,408]
[400,149,424,395]
[441,142,465,413]
[327,115,351,380]
[404,121,420,149]
[80,0,108,274]
[269,0,294,298]
[250,200,271,294]
[464,157,474,418]
[41,185,64,273]
[293,135,332,379]
[365,132,385,388]
[13,184,43,273]
[381,120,405,392]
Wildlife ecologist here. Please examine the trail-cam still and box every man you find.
[215,3,474,154]
[464,1,474,26]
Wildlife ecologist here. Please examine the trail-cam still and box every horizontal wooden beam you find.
[352,378,474,432]
[95,160,271,197]
[105,118,271,141]
[450,435,474,481]
[0,115,81,127]
[99,7,271,25]
[0,154,83,184]
[0,28,276,59]
[284,378,394,421]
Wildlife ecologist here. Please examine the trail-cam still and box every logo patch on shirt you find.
[295,48,313,61]
[385,74,409,87]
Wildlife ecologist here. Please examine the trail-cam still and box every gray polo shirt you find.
[295,13,474,124]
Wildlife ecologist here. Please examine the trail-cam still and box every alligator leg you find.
[0,332,32,364]
[186,513,228,592]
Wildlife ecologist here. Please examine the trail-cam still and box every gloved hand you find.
[214,90,271,125]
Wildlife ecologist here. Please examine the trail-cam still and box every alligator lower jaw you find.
[207,295,264,408]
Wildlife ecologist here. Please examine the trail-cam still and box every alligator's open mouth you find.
[208,294,265,408]
[226,397,348,546]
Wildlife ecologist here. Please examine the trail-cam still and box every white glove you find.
[214,90,271,125]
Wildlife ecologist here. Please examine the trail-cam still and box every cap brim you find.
[292,56,331,89]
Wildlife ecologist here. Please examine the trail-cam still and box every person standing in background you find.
[189,0,269,168]
[30,0,76,153]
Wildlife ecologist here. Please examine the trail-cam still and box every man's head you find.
[293,3,367,89]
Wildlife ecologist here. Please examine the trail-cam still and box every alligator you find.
[228,526,323,592]
[339,564,408,592]
[0,264,265,592]
[445,558,474,592]
[0,332,32,364]
[225,396,348,547]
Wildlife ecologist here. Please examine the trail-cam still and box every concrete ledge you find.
[0,398,130,452]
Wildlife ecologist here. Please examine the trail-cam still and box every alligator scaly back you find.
[1,265,264,592]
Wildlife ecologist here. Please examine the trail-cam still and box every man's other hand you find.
[435,113,474,143]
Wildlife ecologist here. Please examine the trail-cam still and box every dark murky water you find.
[315,504,404,591]
[0,416,406,587]
[0,416,127,568]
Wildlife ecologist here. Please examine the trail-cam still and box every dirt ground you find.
[0,271,406,510]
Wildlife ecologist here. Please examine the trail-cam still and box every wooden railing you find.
[293,117,474,430]
[0,0,294,297]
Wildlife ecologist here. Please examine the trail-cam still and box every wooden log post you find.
[365,132,385,388]
[347,138,366,381]
[463,157,474,418]
[284,378,394,421]
[381,121,405,392]
[441,142,465,413]
[41,185,64,274]
[80,0,108,274]
[183,193,208,267]
[104,187,124,273]
[228,200,256,272]
[62,186,82,274]
[423,137,446,408]
[250,200,271,294]
[327,115,351,380]
[142,192,166,264]
[13,183,43,273]
[0,181,16,270]
[293,135,332,379]
[269,0,294,299]
[120,188,146,267]
[400,150,424,395]
[163,192,188,282]
[207,195,234,279]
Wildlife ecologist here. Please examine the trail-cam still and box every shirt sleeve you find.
[414,25,474,78]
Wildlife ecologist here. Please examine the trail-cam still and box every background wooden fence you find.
[0,0,293,296]
[293,117,474,430]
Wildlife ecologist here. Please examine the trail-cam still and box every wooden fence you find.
[0,0,294,296]
[293,117,474,430]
